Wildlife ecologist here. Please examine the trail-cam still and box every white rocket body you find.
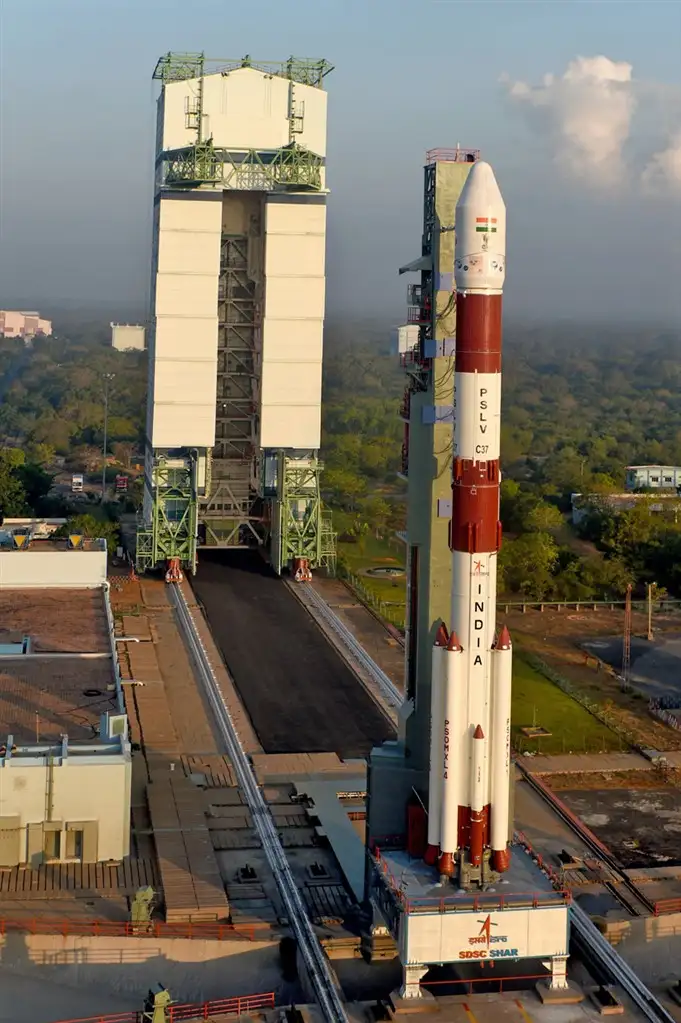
[425,161,513,881]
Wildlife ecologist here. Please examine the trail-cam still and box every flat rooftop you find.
[373,845,568,913]
[0,536,104,552]
[0,588,115,741]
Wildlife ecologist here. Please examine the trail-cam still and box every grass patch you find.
[333,511,407,621]
[512,655,623,755]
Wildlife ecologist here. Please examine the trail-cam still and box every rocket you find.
[425,161,513,885]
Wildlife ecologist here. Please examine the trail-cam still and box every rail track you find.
[296,582,403,713]
[169,582,349,1023]
[570,903,677,1023]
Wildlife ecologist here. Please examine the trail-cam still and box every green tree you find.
[322,467,367,510]
[357,495,392,538]
[26,442,55,467]
[525,502,563,533]
[0,447,25,468]
[0,465,27,517]
[55,514,120,551]
[499,532,558,599]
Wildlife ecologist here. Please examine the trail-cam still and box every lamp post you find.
[101,373,115,503]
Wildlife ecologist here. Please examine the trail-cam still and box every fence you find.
[0,916,260,941]
[649,697,681,733]
[55,992,276,1023]
[500,599,681,614]
[337,563,405,628]
[522,653,641,750]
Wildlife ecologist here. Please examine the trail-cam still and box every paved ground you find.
[191,552,394,758]
[523,752,654,774]
[558,786,681,868]
[0,970,139,1023]
[310,575,405,688]
[584,634,681,704]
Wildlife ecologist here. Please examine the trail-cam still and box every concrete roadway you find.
[0,971,139,1023]
[191,551,394,759]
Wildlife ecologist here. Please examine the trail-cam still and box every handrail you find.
[368,846,569,914]
[0,916,259,941]
[54,991,275,1023]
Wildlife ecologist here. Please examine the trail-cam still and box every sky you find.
[1,0,680,325]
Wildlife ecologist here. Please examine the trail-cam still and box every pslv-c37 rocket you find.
[424,161,512,887]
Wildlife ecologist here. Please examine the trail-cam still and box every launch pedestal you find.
[367,844,571,1001]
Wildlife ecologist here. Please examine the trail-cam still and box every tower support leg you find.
[549,954,569,990]
[398,963,429,999]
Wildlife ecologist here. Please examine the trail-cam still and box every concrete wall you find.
[0,550,107,588]
[0,756,131,864]
[0,932,282,1005]
[606,912,681,986]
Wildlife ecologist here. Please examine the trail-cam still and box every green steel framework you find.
[136,458,198,574]
[152,53,333,87]
[140,52,336,577]
[271,453,337,576]
[163,142,324,191]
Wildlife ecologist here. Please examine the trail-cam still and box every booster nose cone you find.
[455,160,506,292]
[434,623,449,647]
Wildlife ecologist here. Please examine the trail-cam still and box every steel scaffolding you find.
[270,453,337,575]
[136,457,198,574]
[202,231,263,549]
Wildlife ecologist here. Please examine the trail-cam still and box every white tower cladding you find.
[149,194,222,448]
[261,197,326,449]
[140,55,333,577]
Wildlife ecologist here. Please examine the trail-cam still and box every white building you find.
[111,323,146,351]
[137,54,335,579]
[0,726,131,866]
[0,533,131,866]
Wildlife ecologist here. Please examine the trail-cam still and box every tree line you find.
[321,323,681,600]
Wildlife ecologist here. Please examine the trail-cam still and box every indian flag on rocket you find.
[476,217,497,233]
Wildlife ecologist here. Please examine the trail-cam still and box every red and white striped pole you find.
[437,161,511,880]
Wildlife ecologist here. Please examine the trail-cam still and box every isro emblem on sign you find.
[458,915,519,959]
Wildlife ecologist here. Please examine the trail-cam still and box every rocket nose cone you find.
[473,724,485,739]
[446,630,462,652]
[456,160,505,212]
[434,623,449,647]
[497,625,512,649]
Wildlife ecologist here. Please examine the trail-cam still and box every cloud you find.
[642,132,681,194]
[503,56,635,186]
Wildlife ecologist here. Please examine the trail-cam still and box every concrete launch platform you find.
[375,846,567,910]
[368,846,571,998]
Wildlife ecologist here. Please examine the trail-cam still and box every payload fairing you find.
[424,161,513,887]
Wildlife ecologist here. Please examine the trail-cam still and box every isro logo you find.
[458,915,519,960]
